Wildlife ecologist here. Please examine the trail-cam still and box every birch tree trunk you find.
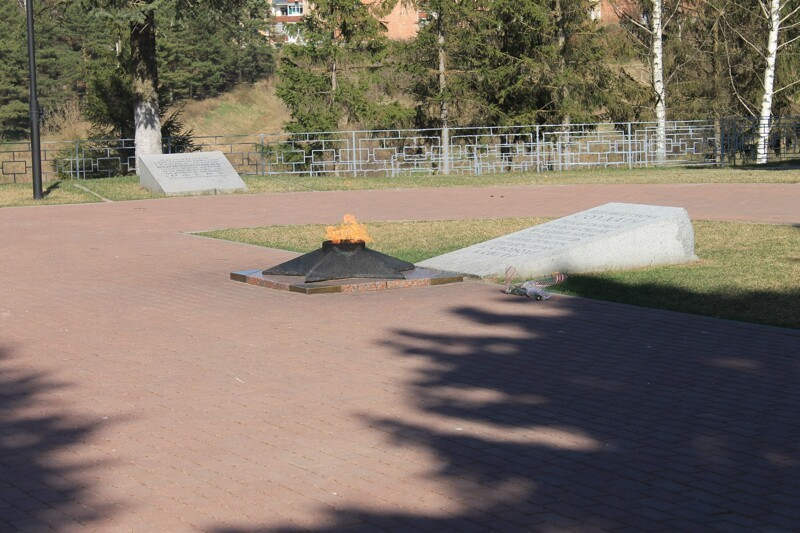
[131,9,162,171]
[756,0,781,165]
[712,16,723,164]
[651,0,667,164]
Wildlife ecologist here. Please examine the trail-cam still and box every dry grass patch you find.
[180,80,292,136]
[41,99,92,141]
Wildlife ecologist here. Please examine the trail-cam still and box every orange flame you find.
[325,214,373,244]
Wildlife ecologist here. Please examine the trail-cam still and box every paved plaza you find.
[1,183,799,531]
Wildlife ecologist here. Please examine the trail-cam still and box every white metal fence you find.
[2,117,797,184]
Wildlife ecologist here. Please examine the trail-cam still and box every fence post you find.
[351,130,357,177]
[260,134,265,176]
[627,122,633,170]
[556,134,562,172]
[308,133,313,178]
[473,136,480,175]
[73,140,80,180]
[442,126,451,175]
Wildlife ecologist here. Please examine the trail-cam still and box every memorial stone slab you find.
[138,151,247,196]
[416,202,698,278]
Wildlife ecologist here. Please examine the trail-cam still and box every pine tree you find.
[490,0,622,126]
[0,1,107,140]
[276,0,414,134]
[407,1,628,129]
[403,0,489,129]
[0,1,29,140]
[79,0,272,165]
[158,1,273,102]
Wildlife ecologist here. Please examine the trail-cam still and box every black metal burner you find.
[262,240,415,283]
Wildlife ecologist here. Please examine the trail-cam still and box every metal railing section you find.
[3,117,798,184]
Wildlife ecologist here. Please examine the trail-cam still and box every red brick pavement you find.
[0,183,798,531]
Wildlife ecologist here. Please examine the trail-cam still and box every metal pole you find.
[25,0,43,199]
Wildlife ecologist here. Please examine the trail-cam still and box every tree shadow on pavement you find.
[0,346,116,530]
[216,293,800,531]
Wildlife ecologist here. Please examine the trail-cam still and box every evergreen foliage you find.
[158,1,274,103]
[398,0,639,131]
[0,0,273,142]
[0,1,110,140]
[3,0,800,150]
[401,0,488,128]
[275,0,415,133]
[483,0,629,126]
[0,1,29,139]
[83,59,194,152]
[76,0,275,158]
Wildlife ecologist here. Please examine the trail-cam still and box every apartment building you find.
[270,0,305,43]
[269,0,424,43]
[381,3,424,40]
[268,1,620,44]
[596,0,641,23]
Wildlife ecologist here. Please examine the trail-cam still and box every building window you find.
[288,3,303,15]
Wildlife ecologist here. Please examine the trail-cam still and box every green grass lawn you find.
[3,164,799,206]
[202,217,550,264]
[0,180,102,207]
[242,165,800,193]
[200,218,800,329]
[559,221,800,329]
[69,175,162,201]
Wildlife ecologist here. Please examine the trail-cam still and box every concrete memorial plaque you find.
[416,202,697,278]
[138,151,247,196]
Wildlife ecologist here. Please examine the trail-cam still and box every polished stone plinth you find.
[231,267,463,295]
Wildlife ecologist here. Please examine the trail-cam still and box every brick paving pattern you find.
[0,183,798,531]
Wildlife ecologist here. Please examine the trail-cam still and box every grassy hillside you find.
[42,80,291,142]
[178,80,291,137]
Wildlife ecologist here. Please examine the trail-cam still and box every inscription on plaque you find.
[416,203,697,278]
[471,210,659,258]
[138,151,247,196]
[153,158,226,181]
